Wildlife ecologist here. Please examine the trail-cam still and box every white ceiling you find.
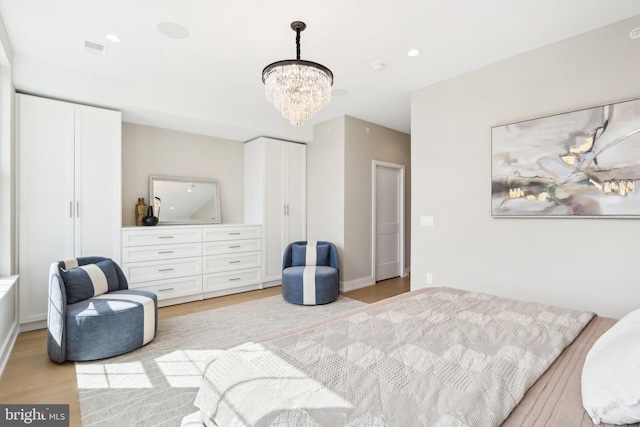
[1,1,639,143]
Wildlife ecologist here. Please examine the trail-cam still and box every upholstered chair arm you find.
[47,262,67,363]
[282,242,295,270]
[327,242,339,271]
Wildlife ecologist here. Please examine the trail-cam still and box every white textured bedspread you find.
[192,287,594,426]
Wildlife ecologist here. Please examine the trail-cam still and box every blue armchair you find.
[47,256,158,363]
[282,241,339,305]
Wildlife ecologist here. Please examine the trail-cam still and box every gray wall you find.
[410,16,640,318]
[344,116,411,283]
[309,115,411,288]
[308,116,346,277]
[121,123,245,226]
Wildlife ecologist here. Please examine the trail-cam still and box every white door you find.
[374,163,403,281]
[75,105,122,262]
[18,95,75,324]
[284,142,306,245]
[263,139,285,282]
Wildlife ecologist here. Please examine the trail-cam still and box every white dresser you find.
[122,224,263,307]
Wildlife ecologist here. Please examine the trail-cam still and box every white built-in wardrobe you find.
[244,137,306,286]
[17,94,121,328]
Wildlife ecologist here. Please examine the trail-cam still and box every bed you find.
[182,287,640,426]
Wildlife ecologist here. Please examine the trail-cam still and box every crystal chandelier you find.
[262,21,333,126]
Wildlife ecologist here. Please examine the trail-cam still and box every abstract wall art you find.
[491,98,640,217]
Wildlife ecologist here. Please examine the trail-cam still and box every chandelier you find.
[262,21,333,126]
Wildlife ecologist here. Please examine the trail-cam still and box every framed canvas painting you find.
[491,98,640,217]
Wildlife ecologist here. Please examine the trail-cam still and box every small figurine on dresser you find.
[135,197,147,226]
[153,196,162,220]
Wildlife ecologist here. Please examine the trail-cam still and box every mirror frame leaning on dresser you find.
[121,224,263,307]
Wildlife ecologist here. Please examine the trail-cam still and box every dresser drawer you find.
[202,226,262,242]
[203,239,261,256]
[203,268,261,293]
[128,276,203,301]
[122,227,202,247]
[203,252,261,274]
[122,242,203,263]
[124,257,202,284]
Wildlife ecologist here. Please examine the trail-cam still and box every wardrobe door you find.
[75,105,122,262]
[18,94,75,324]
[262,139,285,282]
[284,142,306,246]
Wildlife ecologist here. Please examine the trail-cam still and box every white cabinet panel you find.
[124,257,202,284]
[244,137,306,285]
[202,226,261,242]
[122,242,203,263]
[128,276,203,302]
[18,94,121,325]
[122,227,202,247]
[203,252,261,274]
[203,239,261,256]
[203,268,261,293]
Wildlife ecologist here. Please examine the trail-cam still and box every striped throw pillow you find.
[61,259,120,304]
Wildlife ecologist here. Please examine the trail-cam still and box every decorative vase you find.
[142,205,158,226]
[135,197,147,226]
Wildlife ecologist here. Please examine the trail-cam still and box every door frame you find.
[371,160,405,281]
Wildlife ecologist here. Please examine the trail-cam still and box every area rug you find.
[76,295,366,426]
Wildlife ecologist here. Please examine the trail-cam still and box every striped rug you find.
[76,294,366,427]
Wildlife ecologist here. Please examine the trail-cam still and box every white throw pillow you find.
[582,308,640,425]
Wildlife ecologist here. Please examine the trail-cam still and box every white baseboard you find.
[19,319,46,332]
[0,319,18,381]
[340,276,375,293]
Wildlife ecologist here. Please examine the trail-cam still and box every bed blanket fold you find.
[193,287,594,427]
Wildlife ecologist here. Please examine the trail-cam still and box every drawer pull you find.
[158,236,175,239]
[229,260,241,264]
[158,268,175,272]
[228,245,241,249]
[229,278,241,281]
[158,288,174,292]
[158,251,174,254]
[228,232,241,235]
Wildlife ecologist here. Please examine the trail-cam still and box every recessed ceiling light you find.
[630,28,640,39]
[105,34,121,43]
[408,49,420,57]
[372,62,385,71]
[157,21,190,39]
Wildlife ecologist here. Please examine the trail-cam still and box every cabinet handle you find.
[70,201,73,218]
[158,288,174,292]
[228,245,241,249]
[158,268,174,272]
[229,278,241,281]
[76,201,80,218]
[158,236,174,239]
[228,232,241,236]
[228,260,241,264]
[158,251,174,254]
[286,205,289,215]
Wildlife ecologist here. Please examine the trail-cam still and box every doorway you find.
[372,161,405,282]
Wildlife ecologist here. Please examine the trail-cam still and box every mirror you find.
[149,176,221,224]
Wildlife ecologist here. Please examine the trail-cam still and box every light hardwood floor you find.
[0,276,410,426]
